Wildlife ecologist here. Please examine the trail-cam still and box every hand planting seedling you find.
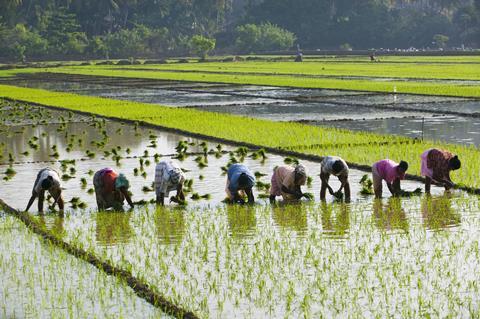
[360,174,374,195]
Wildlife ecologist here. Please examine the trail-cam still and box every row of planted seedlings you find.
[0,213,167,319]
[2,99,479,317]
[34,191,480,318]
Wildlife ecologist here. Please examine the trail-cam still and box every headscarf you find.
[294,164,307,178]
[294,164,307,185]
[115,173,130,190]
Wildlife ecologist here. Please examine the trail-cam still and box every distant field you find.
[112,60,480,80]
[0,55,476,97]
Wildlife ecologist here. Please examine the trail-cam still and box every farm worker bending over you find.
[26,167,64,213]
[421,148,461,193]
[155,160,185,205]
[372,159,408,198]
[93,168,134,211]
[320,156,350,201]
[226,163,256,204]
[269,164,308,203]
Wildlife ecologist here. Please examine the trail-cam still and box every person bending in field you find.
[26,167,64,213]
[226,163,255,204]
[320,156,351,201]
[93,168,134,211]
[155,160,185,206]
[420,148,461,193]
[372,159,408,198]
[269,164,308,203]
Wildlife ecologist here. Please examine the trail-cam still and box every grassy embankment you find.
[0,84,479,188]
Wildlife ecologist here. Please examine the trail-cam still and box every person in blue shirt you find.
[225,163,256,204]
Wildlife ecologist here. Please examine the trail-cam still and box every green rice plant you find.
[80,177,87,189]
[85,150,95,158]
[4,167,16,177]
[254,171,268,178]
[142,186,154,193]
[284,157,299,165]
[360,174,374,195]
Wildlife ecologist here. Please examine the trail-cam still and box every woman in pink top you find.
[372,159,408,198]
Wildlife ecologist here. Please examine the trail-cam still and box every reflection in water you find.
[226,205,256,238]
[272,203,308,234]
[320,202,350,237]
[421,195,461,230]
[373,198,409,233]
[37,214,65,239]
[95,211,133,246]
[154,206,185,245]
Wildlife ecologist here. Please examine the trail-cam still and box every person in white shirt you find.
[320,156,350,201]
[26,168,64,213]
[155,160,186,205]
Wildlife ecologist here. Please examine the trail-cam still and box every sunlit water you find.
[1,91,480,317]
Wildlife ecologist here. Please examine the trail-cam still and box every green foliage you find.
[0,24,48,61]
[104,25,170,58]
[189,35,216,59]
[235,23,296,53]
[433,34,449,48]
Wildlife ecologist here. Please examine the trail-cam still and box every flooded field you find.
[2,99,480,317]
[4,73,480,146]
[0,213,169,318]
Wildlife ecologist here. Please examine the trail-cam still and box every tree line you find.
[0,0,478,61]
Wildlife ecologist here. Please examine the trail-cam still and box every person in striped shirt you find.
[154,160,185,205]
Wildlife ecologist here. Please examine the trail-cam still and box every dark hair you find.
[398,161,409,172]
[332,160,344,174]
[238,173,250,187]
[449,155,461,170]
[41,176,53,190]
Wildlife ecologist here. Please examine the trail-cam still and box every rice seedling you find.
[360,174,374,195]
[80,177,87,189]
[0,215,164,318]
[85,150,95,158]
[254,171,268,178]
[284,157,299,165]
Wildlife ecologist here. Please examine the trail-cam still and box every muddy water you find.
[322,115,480,146]
[197,101,437,121]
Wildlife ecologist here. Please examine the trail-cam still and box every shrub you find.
[189,35,216,59]
[235,23,296,53]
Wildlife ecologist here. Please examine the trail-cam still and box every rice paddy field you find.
[1,55,480,318]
